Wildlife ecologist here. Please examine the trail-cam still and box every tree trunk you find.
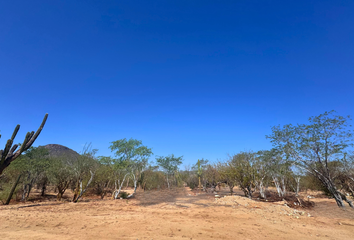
[166,174,170,190]
[132,172,137,193]
[125,177,129,189]
[323,179,345,208]
[338,191,354,208]
[247,186,252,199]
[259,179,266,199]
[40,177,48,196]
[295,177,300,197]
[228,183,234,196]
[57,192,63,201]
[281,177,286,196]
[57,181,69,201]
[73,171,95,203]
[72,179,81,202]
[331,189,345,208]
[21,184,29,201]
[26,178,35,199]
[5,174,21,205]
[114,173,129,199]
[348,184,354,198]
[273,176,285,197]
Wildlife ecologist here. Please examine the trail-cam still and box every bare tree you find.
[72,144,98,203]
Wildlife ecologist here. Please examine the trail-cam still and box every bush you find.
[119,191,129,199]
[185,175,199,190]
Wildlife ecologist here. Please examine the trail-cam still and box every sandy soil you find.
[1,188,354,240]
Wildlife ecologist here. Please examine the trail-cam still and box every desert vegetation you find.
[1,111,353,210]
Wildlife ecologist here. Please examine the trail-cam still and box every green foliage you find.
[10,146,50,176]
[140,166,167,190]
[109,138,152,163]
[267,111,354,207]
[156,154,183,189]
[156,154,183,175]
[46,154,74,200]
[267,111,353,173]
[0,182,16,203]
[230,151,256,197]
[193,159,208,178]
[98,156,129,184]
[217,161,237,194]
[3,146,51,201]
[185,174,199,190]
[109,138,153,193]
[203,164,220,188]
[119,191,129,199]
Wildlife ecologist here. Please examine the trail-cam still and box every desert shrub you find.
[0,184,11,204]
[141,170,168,190]
[119,191,129,199]
[185,175,199,190]
[188,180,199,190]
[301,174,324,192]
[0,181,23,204]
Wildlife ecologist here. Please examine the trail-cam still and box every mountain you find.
[39,144,80,160]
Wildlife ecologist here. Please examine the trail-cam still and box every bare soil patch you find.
[1,187,354,239]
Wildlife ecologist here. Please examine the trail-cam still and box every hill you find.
[39,144,80,160]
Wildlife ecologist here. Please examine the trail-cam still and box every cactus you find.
[0,114,48,175]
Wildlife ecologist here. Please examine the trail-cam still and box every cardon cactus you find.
[0,114,48,175]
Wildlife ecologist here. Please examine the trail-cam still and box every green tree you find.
[217,161,237,195]
[47,154,74,201]
[203,164,220,192]
[139,165,166,191]
[109,138,153,194]
[94,157,114,199]
[267,111,354,208]
[230,151,257,199]
[156,154,183,189]
[10,146,50,201]
[254,150,273,199]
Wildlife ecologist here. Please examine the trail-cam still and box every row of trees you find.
[185,111,354,208]
[1,111,354,209]
[0,139,184,203]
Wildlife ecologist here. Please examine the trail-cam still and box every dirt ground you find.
[0,187,354,240]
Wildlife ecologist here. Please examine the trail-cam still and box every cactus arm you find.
[9,144,18,156]
[0,113,48,175]
[10,125,20,141]
[0,139,13,166]
[24,113,48,150]
[12,113,48,158]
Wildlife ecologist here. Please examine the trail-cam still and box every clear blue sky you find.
[1,0,353,166]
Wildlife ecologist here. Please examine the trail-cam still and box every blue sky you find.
[1,0,353,166]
